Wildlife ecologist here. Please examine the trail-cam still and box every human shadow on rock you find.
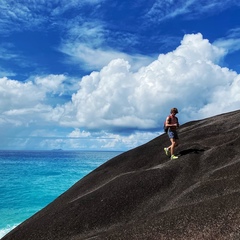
[178,148,205,156]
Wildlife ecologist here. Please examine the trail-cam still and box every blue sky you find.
[0,0,240,150]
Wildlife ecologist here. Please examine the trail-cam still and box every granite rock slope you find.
[2,110,240,240]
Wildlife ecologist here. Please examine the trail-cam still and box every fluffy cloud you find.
[1,33,240,150]
[55,33,239,134]
[68,128,91,138]
[0,74,71,126]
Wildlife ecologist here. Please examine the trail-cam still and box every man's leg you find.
[165,131,179,157]
[170,138,179,159]
[170,138,176,156]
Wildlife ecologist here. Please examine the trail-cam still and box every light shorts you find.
[168,129,179,139]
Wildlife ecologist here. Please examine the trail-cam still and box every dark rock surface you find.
[2,110,240,240]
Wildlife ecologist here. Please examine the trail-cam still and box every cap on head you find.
[171,107,178,114]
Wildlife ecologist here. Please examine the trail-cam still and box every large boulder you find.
[2,110,240,240]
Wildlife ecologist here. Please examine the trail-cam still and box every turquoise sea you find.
[0,150,122,238]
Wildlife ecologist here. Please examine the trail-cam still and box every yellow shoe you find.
[171,155,178,160]
[164,148,170,156]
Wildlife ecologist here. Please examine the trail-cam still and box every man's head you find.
[170,108,178,114]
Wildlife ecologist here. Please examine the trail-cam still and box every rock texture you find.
[2,110,240,240]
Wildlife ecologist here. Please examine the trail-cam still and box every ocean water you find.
[0,150,122,238]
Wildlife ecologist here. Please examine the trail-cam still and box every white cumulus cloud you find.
[55,33,239,133]
[0,33,240,150]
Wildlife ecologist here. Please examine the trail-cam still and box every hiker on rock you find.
[164,107,180,160]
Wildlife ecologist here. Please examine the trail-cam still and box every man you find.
[164,107,179,160]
